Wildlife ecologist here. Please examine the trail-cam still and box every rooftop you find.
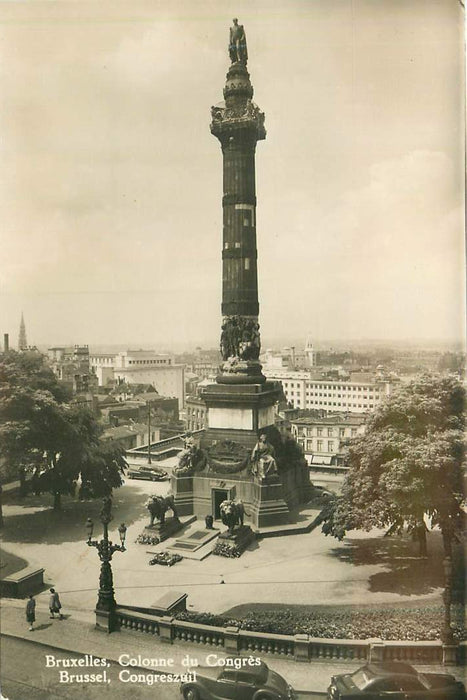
[291,412,367,426]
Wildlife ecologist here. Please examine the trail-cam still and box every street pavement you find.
[1,597,464,700]
[1,637,183,700]
[0,598,338,697]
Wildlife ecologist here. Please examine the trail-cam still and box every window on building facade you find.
[317,440,323,451]
[317,428,323,436]
[351,428,357,436]
[327,428,333,436]
[328,441,334,452]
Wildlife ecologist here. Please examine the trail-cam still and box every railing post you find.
[95,608,116,634]
[442,643,458,665]
[294,634,310,662]
[224,626,240,654]
[158,616,174,644]
[368,640,385,662]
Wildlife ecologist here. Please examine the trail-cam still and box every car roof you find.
[223,659,268,676]
[365,662,417,676]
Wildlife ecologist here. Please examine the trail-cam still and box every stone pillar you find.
[95,608,115,634]
[224,626,240,654]
[294,634,310,662]
[158,616,174,644]
[442,644,458,665]
[368,641,385,662]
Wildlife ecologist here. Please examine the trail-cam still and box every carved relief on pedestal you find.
[206,439,251,474]
[211,100,265,138]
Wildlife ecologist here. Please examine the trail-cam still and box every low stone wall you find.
[113,606,463,666]
[0,567,44,597]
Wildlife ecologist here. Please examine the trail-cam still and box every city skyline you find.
[1,0,465,348]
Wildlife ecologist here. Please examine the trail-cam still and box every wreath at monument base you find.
[135,532,160,546]
[149,551,183,567]
[212,540,243,558]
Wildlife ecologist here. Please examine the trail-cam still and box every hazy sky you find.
[0,0,464,350]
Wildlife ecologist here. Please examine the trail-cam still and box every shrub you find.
[175,605,466,641]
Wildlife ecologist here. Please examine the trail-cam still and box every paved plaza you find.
[1,476,448,617]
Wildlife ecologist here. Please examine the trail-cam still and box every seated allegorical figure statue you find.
[251,433,278,481]
[174,432,206,476]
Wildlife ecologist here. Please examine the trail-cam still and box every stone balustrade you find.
[113,607,461,665]
[127,430,205,456]
[115,608,161,636]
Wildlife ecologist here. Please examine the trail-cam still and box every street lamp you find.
[86,497,127,632]
[147,400,153,465]
[441,556,454,645]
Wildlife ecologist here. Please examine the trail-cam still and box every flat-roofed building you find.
[264,368,395,414]
[90,349,185,408]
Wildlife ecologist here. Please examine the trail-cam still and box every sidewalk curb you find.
[1,630,102,661]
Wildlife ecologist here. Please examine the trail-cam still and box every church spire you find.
[18,312,27,350]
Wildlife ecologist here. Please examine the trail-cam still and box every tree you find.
[321,375,465,557]
[0,351,125,514]
[0,351,70,497]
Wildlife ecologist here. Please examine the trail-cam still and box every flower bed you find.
[149,551,183,567]
[175,605,466,641]
[135,533,160,546]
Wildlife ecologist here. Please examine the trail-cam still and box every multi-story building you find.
[263,368,395,414]
[186,361,218,380]
[185,395,208,432]
[88,352,116,386]
[48,345,98,395]
[290,412,367,469]
[89,349,185,408]
[101,422,160,451]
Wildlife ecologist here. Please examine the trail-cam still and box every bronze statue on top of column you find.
[229,18,248,64]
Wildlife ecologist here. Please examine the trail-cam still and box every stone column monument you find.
[171,22,311,529]
[204,19,281,439]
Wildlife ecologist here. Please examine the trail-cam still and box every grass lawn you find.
[0,548,29,578]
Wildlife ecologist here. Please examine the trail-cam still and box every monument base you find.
[251,480,291,528]
[145,517,184,542]
[201,380,281,451]
[213,525,255,557]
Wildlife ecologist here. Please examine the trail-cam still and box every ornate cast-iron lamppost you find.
[86,497,127,632]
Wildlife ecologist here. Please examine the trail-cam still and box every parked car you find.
[126,466,169,482]
[327,662,466,700]
[180,659,295,700]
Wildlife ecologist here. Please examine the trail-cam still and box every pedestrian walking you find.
[49,588,63,619]
[26,594,36,631]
